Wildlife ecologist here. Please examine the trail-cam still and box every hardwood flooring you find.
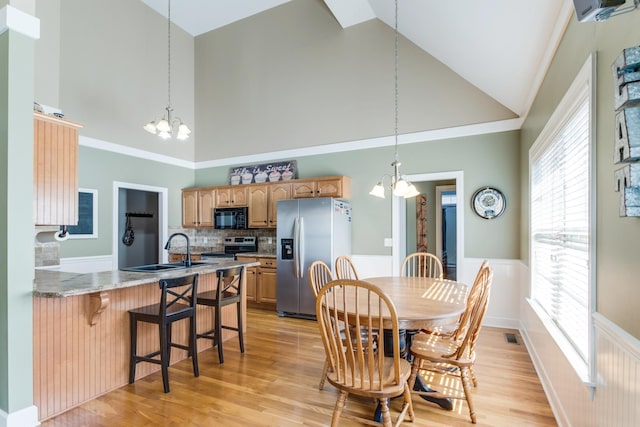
[41,308,557,426]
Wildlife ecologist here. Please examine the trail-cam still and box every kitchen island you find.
[33,259,259,421]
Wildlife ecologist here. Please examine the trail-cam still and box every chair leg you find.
[460,366,477,423]
[236,300,244,353]
[319,359,329,390]
[378,397,392,427]
[215,305,224,364]
[166,323,172,366]
[331,391,348,427]
[128,314,137,384]
[190,315,199,377]
[159,323,170,393]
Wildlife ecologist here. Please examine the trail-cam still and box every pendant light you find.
[144,0,191,140]
[369,0,418,199]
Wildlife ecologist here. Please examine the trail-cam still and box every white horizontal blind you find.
[531,91,591,363]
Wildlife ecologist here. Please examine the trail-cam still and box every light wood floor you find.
[41,308,557,427]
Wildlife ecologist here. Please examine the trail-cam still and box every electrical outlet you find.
[203,237,208,244]
[384,238,393,247]
[268,237,273,244]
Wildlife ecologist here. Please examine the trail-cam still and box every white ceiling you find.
[141,0,575,118]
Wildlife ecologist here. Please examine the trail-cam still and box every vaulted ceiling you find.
[141,0,574,120]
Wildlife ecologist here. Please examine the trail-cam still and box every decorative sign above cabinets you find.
[228,160,297,185]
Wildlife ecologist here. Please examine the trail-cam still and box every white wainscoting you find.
[519,262,640,427]
[36,255,114,273]
[351,255,522,329]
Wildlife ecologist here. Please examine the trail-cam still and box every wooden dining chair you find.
[308,260,335,389]
[408,266,493,424]
[128,273,199,393]
[316,279,414,427]
[335,255,359,280]
[422,260,490,339]
[400,252,443,279]
[195,266,244,364]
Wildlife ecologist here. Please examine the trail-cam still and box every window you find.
[529,55,595,381]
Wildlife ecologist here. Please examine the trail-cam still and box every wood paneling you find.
[33,272,244,421]
[33,112,82,226]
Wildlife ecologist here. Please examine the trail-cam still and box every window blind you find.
[531,94,591,363]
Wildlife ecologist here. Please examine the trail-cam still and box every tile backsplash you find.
[168,226,277,253]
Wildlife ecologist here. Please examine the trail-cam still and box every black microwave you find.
[214,207,248,229]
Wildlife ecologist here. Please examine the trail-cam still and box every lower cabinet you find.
[168,253,202,263]
[237,256,277,308]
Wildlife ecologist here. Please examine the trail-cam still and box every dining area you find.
[38,253,556,427]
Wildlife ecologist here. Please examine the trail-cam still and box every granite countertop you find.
[33,259,260,298]
[237,252,276,258]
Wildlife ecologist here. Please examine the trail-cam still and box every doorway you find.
[113,181,168,269]
[392,171,464,279]
[436,185,457,280]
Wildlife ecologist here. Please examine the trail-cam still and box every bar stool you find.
[128,273,199,393]
[196,266,244,364]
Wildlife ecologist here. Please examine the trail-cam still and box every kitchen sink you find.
[120,261,213,272]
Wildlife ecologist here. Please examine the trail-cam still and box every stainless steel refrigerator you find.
[276,198,352,318]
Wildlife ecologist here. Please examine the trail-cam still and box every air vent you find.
[504,332,519,345]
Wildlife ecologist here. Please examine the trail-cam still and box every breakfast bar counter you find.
[32,260,258,421]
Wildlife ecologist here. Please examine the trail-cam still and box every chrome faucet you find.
[164,232,191,267]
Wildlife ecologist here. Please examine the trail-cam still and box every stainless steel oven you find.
[201,236,257,260]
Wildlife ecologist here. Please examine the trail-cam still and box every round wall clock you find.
[472,187,506,219]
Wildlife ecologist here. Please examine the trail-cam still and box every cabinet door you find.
[292,181,316,198]
[231,186,248,206]
[197,189,216,227]
[216,187,232,207]
[182,189,199,227]
[316,178,343,198]
[268,183,291,228]
[258,267,277,304]
[248,185,269,228]
[245,266,257,303]
[33,113,81,225]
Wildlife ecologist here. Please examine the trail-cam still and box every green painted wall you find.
[0,29,35,413]
[520,11,640,339]
[59,146,194,258]
[196,130,520,259]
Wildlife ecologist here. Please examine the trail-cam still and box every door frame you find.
[435,184,457,261]
[112,181,169,269]
[392,171,464,278]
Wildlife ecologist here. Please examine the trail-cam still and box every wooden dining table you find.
[329,275,470,419]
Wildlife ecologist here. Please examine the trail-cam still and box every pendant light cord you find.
[167,0,172,112]
[394,0,399,162]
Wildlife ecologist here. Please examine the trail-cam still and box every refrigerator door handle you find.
[293,217,301,278]
[298,217,305,278]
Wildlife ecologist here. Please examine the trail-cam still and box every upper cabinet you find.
[248,182,291,228]
[182,187,216,227]
[33,112,83,226]
[183,176,349,229]
[292,176,351,199]
[216,186,248,207]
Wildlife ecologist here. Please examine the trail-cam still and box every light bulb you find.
[143,121,157,134]
[156,119,171,133]
[369,183,385,198]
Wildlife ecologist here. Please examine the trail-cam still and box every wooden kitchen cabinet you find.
[237,256,276,308]
[168,253,202,263]
[182,188,215,227]
[33,112,83,225]
[216,186,248,207]
[248,183,291,228]
[292,176,350,199]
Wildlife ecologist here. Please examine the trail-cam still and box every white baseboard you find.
[0,405,39,427]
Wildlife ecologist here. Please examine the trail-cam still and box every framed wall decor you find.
[62,189,98,238]
[228,160,297,185]
[471,187,506,219]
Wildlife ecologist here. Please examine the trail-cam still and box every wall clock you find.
[472,187,506,219]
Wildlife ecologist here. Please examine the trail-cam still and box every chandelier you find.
[369,0,418,199]
[144,0,191,140]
